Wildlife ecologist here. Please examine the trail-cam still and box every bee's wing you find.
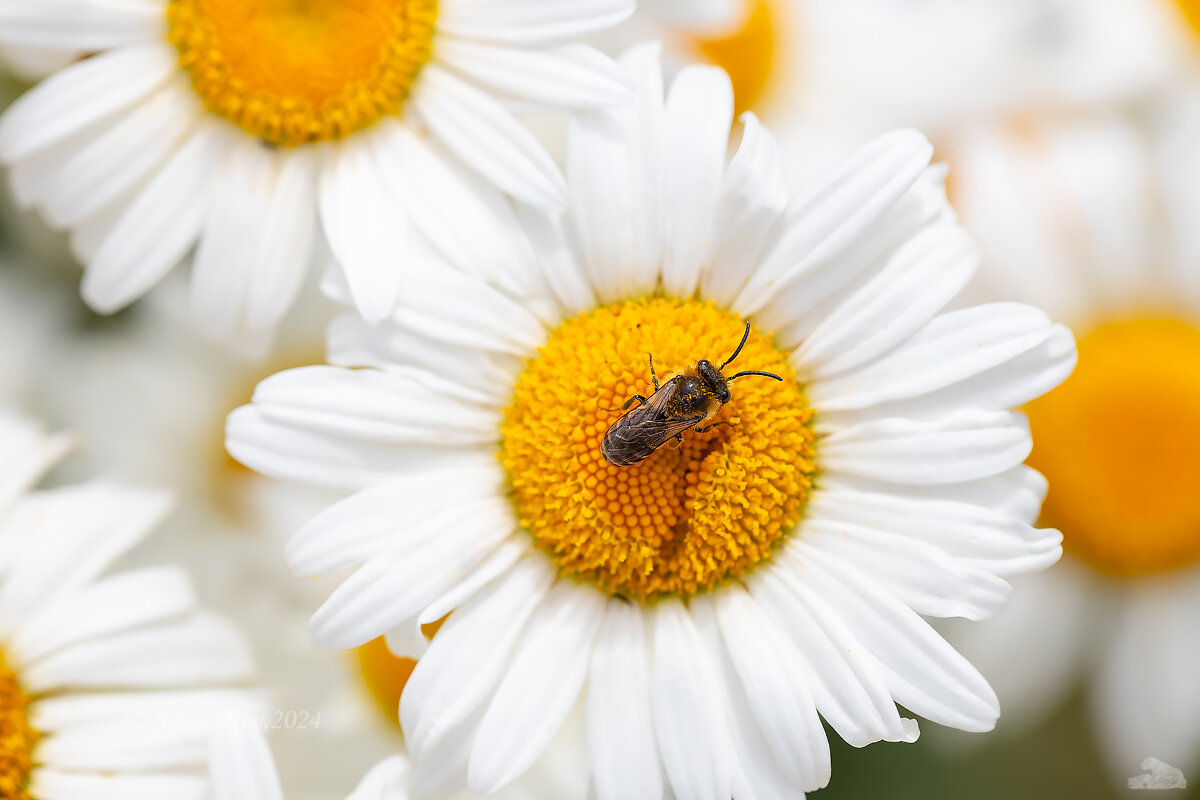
[613,381,705,448]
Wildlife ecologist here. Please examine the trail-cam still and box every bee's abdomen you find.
[601,424,658,467]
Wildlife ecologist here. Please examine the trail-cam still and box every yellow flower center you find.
[1174,0,1200,40]
[693,0,780,116]
[167,0,437,147]
[501,297,816,601]
[0,650,36,800]
[1027,317,1200,577]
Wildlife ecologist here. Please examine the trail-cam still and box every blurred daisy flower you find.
[0,409,263,799]
[0,0,634,349]
[228,48,1076,799]
[941,104,1200,783]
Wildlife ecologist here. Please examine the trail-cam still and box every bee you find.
[600,322,783,467]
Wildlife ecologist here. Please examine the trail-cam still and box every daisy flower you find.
[228,48,1076,799]
[0,0,633,348]
[940,106,1200,784]
[0,408,263,799]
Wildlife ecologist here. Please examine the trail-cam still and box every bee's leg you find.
[693,421,730,434]
[668,434,684,449]
[620,394,649,411]
[648,353,660,390]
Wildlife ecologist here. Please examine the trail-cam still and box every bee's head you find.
[697,359,731,403]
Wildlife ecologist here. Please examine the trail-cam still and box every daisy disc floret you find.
[228,46,1077,800]
[0,0,633,347]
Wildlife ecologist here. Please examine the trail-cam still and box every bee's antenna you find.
[719,322,752,370]
[727,370,784,382]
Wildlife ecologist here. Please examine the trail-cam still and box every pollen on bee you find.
[499,297,816,601]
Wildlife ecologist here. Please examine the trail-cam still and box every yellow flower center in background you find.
[0,650,36,800]
[1027,318,1200,577]
[356,618,445,731]
[694,0,779,116]
[1174,0,1200,40]
[501,297,816,601]
[357,637,415,729]
[167,0,437,147]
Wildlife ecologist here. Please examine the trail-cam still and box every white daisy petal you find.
[402,557,556,758]
[0,483,171,631]
[802,519,1012,620]
[690,595,811,800]
[748,565,918,747]
[565,42,667,303]
[30,689,266,733]
[435,40,631,108]
[588,600,663,800]
[37,720,207,773]
[318,134,414,324]
[248,365,502,447]
[411,64,567,209]
[0,415,71,516]
[388,265,547,357]
[437,0,635,44]
[661,65,733,298]
[0,0,163,51]
[793,223,978,380]
[285,463,504,576]
[192,139,316,341]
[0,42,174,162]
[406,709,479,798]
[417,537,529,629]
[650,599,732,800]
[708,587,831,790]
[370,120,539,295]
[346,756,409,800]
[809,483,1061,577]
[701,112,789,307]
[29,769,206,800]
[81,120,229,314]
[9,566,195,667]
[326,313,518,403]
[758,167,951,350]
[209,726,284,800]
[36,79,200,228]
[308,496,516,649]
[733,130,934,317]
[226,405,493,490]
[468,581,606,794]
[518,205,594,317]
[820,410,1032,485]
[23,612,257,692]
[810,303,1076,416]
[790,544,1000,732]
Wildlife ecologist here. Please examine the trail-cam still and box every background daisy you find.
[0,0,634,350]
[0,407,265,799]
[940,102,1200,787]
[228,50,1075,800]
